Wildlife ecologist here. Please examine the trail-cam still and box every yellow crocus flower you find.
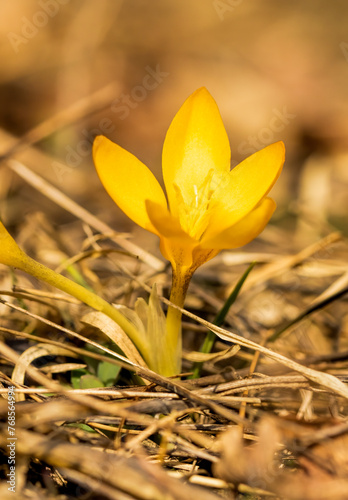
[93,88,284,277]
[93,87,285,375]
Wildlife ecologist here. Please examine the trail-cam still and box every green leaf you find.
[71,368,103,389]
[71,368,89,389]
[65,423,96,433]
[97,360,121,386]
[79,374,103,389]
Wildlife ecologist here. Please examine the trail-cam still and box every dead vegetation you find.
[0,140,347,498]
[1,2,348,498]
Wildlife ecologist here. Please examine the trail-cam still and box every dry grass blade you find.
[199,318,348,399]
[183,345,240,362]
[310,270,348,307]
[197,374,311,395]
[81,310,148,368]
[11,343,79,402]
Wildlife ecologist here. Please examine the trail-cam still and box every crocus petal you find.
[145,200,188,239]
[146,200,198,267]
[201,197,276,250]
[162,87,231,215]
[205,141,285,239]
[93,135,168,234]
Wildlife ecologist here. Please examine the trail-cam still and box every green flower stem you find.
[13,250,152,367]
[165,265,192,376]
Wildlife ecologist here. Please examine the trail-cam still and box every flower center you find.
[174,169,227,241]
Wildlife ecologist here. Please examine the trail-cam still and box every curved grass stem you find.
[13,251,152,367]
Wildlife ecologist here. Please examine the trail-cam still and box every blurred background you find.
[0,0,347,256]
